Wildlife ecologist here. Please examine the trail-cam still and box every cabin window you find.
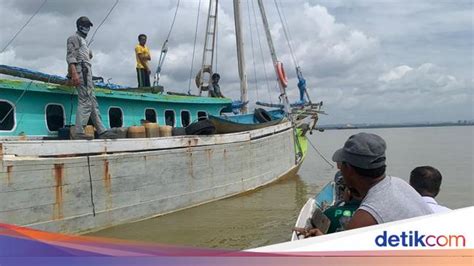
[181,110,191,127]
[0,101,15,131]
[45,104,65,131]
[145,108,157,123]
[165,110,175,126]
[109,107,123,128]
[197,111,208,121]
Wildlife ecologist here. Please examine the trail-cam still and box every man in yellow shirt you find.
[135,34,151,87]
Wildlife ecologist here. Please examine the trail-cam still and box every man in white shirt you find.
[410,166,451,213]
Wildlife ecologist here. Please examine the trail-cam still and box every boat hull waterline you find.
[1,122,306,234]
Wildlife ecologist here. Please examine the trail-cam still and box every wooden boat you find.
[291,181,336,241]
[0,0,320,234]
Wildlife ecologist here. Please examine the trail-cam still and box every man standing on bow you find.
[135,34,151,87]
[67,16,117,140]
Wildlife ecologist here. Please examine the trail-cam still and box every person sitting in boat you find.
[294,175,361,237]
[209,73,225,98]
[67,16,117,140]
[323,186,362,234]
[409,166,451,213]
[302,133,433,237]
[135,34,152,87]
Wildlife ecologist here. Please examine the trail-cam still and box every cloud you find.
[379,65,413,82]
[0,0,471,124]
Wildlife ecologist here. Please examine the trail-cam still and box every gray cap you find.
[332,132,386,169]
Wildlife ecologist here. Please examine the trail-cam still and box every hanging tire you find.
[172,127,187,136]
[254,108,272,123]
[185,119,216,135]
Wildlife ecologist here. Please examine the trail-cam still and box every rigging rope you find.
[1,0,48,54]
[187,0,203,94]
[165,0,180,42]
[274,0,298,68]
[250,0,273,104]
[246,0,259,100]
[275,0,311,103]
[154,0,181,86]
[308,137,335,168]
[278,0,296,59]
[88,0,120,47]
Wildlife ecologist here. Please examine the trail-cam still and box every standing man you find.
[67,16,117,140]
[135,34,151,87]
[410,166,451,213]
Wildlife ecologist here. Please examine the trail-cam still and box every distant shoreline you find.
[318,122,474,130]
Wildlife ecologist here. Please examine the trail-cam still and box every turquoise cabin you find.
[0,79,232,138]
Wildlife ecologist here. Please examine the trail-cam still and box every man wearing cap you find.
[332,132,433,230]
[67,16,117,139]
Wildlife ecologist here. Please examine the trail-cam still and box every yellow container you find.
[70,125,95,139]
[159,125,172,137]
[127,126,146,138]
[144,123,160,138]
[85,125,95,139]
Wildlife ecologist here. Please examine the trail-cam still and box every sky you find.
[0,0,472,125]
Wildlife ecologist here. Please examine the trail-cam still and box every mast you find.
[256,0,291,115]
[233,0,248,114]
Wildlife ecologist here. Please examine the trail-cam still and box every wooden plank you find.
[249,121,292,139]
[1,122,292,157]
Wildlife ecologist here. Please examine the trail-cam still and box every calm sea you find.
[88,126,474,249]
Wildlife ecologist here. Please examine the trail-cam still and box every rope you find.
[88,0,120,47]
[187,0,203,94]
[0,81,32,125]
[246,0,259,100]
[308,137,335,168]
[250,0,273,104]
[165,0,180,42]
[278,0,296,57]
[1,0,48,53]
[274,0,298,68]
[153,0,181,86]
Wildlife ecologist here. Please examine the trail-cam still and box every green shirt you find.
[323,201,360,233]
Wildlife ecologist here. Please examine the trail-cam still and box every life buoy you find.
[276,61,288,88]
[195,66,212,91]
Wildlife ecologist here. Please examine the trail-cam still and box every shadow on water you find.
[87,172,323,250]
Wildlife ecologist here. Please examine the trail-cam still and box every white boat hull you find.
[0,122,298,234]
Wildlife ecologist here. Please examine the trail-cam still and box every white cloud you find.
[0,0,471,124]
[379,65,413,82]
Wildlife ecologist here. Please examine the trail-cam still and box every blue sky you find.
[0,0,472,124]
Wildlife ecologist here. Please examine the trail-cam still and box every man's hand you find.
[71,73,80,86]
[293,227,324,238]
[68,64,80,86]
